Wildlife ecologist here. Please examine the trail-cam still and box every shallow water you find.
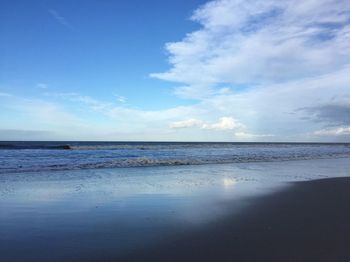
[1,158,350,261]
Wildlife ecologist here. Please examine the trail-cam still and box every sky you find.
[1,0,350,142]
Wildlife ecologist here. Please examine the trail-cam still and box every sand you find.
[116,177,350,262]
[2,159,350,262]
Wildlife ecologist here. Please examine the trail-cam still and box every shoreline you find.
[117,177,350,262]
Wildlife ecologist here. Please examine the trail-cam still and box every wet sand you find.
[117,177,350,262]
[2,159,350,262]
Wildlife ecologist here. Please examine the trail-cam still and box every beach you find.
[1,156,350,261]
[2,0,349,259]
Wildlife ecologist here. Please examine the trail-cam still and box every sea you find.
[1,141,350,174]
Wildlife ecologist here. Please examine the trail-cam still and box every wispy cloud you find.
[37,83,48,89]
[314,127,350,136]
[46,92,113,112]
[0,129,54,140]
[114,94,127,103]
[45,92,195,124]
[0,93,92,139]
[0,92,12,97]
[170,118,207,129]
[48,9,72,29]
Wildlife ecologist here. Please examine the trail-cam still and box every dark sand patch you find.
[115,177,350,262]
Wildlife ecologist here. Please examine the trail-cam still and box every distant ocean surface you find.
[1,141,350,174]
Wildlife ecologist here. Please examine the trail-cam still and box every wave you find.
[2,153,350,174]
[0,144,72,150]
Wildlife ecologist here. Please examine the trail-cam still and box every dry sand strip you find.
[114,177,350,262]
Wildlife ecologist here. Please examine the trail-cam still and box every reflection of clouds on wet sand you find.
[2,158,350,206]
[223,177,237,187]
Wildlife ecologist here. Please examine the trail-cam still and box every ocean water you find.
[1,141,350,174]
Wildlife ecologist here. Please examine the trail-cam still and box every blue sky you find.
[1,0,350,141]
[1,0,205,108]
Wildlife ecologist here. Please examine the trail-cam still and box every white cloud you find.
[206,116,245,130]
[170,117,274,140]
[234,132,274,139]
[170,116,245,130]
[151,0,350,98]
